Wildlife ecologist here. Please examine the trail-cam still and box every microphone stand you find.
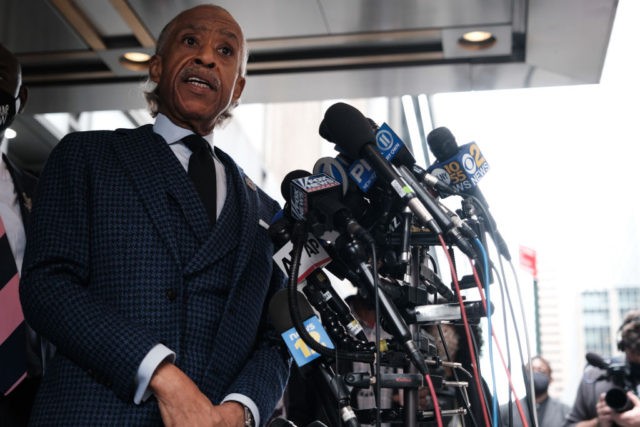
[402,243,422,427]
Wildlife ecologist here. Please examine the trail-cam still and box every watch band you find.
[243,404,255,427]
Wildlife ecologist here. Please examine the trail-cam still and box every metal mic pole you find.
[402,244,422,427]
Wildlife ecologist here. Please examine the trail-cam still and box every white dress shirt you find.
[0,152,26,272]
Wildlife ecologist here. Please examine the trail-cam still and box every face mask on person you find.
[0,89,19,133]
[533,371,550,396]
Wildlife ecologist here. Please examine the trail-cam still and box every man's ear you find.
[148,55,162,83]
[17,85,28,114]
[231,75,246,102]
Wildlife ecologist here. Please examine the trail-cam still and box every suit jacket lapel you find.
[183,147,258,278]
[111,125,203,266]
[223,149,259,282]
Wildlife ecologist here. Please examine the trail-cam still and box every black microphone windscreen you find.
[281,169,311,200]
[319,102,376,159]
[268,288,316,334]
[426,126,459,161]
[585,352,609,370]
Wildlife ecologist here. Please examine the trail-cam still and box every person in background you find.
[424,321,490,427]
[565,310,640,427]
[19,5,289,426]
[0,42,54,427]
[500,355,571,426]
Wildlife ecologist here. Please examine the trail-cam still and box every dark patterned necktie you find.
[181,134,217,225]
[0,216,27,395]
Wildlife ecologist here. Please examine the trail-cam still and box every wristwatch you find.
[242,404,255,427]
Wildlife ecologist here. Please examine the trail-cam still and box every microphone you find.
[269,288,335,371]
[302,269,370,345]
[289,171,374,245]
[312,155,352,196]
[585,352,609,370]
[268,289,360,426]
[318,102,436,231]
[426,127,511,260]
[397,164,477,260]
[312,154,403,245]
[374,120,458,196]
[312,156,371,220]
[329,118,456,197]
[269,169,312,249]
[405,300,492,324]
[426,127,490,200]
[271,171,371,346]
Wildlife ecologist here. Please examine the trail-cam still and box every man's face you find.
[0,45,25,133]
[149,6,246,135]
[531,358,551,377]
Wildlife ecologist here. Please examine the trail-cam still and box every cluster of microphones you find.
[266,102,508,426]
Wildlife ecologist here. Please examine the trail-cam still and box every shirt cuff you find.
[223,393,259,427]
[133,343,176,404]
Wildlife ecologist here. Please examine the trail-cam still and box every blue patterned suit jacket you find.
[19,125,290,426]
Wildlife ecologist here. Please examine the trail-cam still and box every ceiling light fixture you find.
[458,31,496,50]
[119,52,151,71]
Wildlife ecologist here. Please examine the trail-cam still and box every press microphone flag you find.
[346,122,404,192]
[426,141,490,195]
[268,289,335,369]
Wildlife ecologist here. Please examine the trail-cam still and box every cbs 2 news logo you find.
[436,143,488,185]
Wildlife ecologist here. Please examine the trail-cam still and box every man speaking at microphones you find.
[20,5,289,427]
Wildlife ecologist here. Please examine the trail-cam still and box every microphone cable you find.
[286,222,374,364]
[467,254,532,427]
[473,238,499,426]
[437,233,492,427]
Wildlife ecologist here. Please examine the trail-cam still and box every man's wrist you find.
[242,403,255,427]
[219,401,253,427]
[222,395,259,427]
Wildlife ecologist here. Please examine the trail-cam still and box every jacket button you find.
[165,289,177,301]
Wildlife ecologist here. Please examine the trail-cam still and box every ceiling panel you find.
[319,0,514,33]
[76,0,131,37]
[0,0,88,53]
[0,0,619,171]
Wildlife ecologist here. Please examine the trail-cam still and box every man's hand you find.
[611,392,640,427]
[150,362,244,427]
[595,392,614,427]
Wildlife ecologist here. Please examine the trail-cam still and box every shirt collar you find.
[153,113,214,146]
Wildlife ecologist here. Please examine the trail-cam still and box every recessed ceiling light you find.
[458,31,496,50]
[119,52,151,71]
